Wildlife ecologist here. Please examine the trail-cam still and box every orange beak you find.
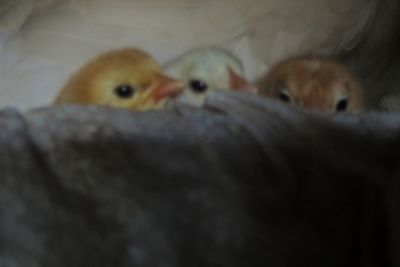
[148,74,185,102]
[228,67,258,93]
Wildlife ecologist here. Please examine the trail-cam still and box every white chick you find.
[163,47,257,107]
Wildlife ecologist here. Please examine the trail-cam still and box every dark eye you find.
[277,89,291,103]
[189,79,208,93]
[336,98,348,112]
[115,84,135,99]
[274,81,291,103]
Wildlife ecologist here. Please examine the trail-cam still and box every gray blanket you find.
[0,91,399,267]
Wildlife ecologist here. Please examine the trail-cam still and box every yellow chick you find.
[55,48,184,111]
[163,47,257,107]
[258,56,365,112]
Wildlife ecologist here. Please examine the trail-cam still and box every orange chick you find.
[258,56,364,112]
[55,48,184,111]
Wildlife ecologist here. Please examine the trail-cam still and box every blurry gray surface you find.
[0,91,400,266]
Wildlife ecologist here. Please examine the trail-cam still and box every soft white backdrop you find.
[0,0,381,110]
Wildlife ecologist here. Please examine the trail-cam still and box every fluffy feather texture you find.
[163,47,256,107]
[0,0,385,110]
[258,56,364,112]
[55,48,184,111]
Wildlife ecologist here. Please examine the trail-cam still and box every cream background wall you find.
[0,0,394,110]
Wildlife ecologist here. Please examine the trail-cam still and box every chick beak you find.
[148,74,185,102]
[228,67,258,93]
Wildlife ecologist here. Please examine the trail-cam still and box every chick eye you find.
[115,84,135,99]
[336,98,348,112]
[189,79,208,93]
[274,81,292,103]
[276,89,291,103]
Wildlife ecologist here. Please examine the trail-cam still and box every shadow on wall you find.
[341,0,400,109]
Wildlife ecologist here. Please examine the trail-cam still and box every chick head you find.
[163,47,257,107]
[55,48,184,111]
[258,56,364,112]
